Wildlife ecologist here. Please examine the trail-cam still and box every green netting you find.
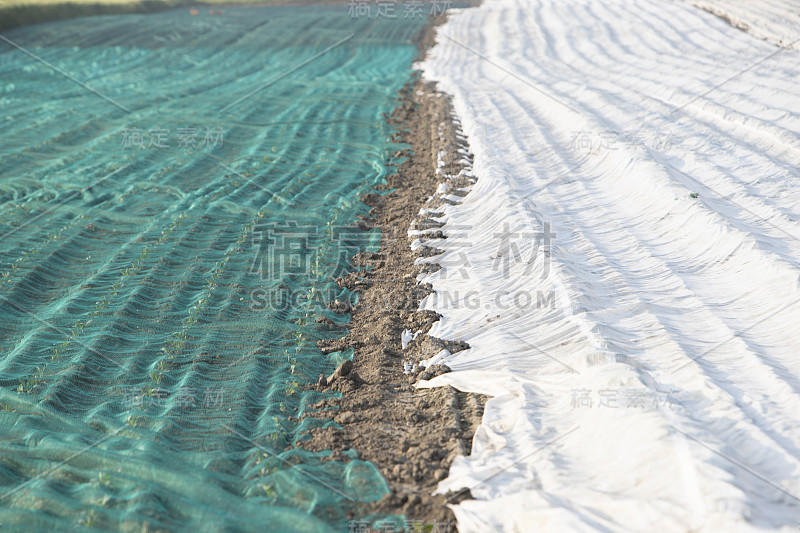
[0,6,425,531]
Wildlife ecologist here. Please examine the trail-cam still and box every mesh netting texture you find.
[0,6,425,531]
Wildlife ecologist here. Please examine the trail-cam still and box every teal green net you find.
[0,6,426,531]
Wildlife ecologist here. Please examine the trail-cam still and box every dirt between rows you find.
[298,13,488,532]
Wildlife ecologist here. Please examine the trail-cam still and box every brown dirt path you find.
[299,12,487,531]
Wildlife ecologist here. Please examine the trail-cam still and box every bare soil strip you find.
[299,16,487,529]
